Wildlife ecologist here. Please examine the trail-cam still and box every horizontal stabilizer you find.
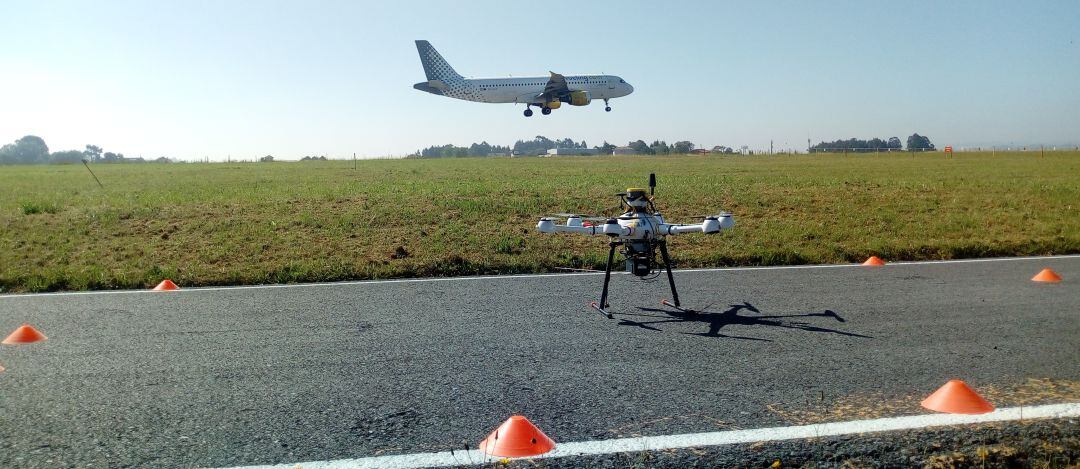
[413,81,446,95]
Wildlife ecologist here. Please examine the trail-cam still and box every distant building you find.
[547,148,599,156]
[612,146,636,155]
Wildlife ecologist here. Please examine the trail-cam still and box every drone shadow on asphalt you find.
[615,302,873,341]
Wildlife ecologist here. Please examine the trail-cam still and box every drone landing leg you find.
[590,242,618,319]
[659,241,683,309]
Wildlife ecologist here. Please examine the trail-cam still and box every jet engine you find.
[561,90,591,106]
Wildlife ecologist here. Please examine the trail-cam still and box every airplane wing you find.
[536,71,570,100]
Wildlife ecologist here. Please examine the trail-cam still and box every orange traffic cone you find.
[153,279,179,291]
[921,379,994,414]
[862,256,886,266]
[1031,268,1062,283]
[2,324,48,344]
[478,415,556,458]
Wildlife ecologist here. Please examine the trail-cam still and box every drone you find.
[537,174,735,318]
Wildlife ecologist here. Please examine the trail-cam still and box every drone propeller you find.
[690,212,732,220]
[549,213,609,221]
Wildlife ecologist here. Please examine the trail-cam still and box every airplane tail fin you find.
[415,40,463,82]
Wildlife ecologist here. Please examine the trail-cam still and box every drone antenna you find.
[649,173,656,195]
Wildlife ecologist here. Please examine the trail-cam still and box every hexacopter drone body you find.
[537,174,734,318]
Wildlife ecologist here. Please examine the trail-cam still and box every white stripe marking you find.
[2,254,1076,299]
[219,403,1078,469]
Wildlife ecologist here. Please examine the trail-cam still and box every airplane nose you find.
[626,83,634,94]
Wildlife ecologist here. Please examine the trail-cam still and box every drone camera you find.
[625,241,653,276]
[628,256,652,276]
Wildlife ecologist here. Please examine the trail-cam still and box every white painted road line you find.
[3,254,1076,299]
[219,403,1079,469]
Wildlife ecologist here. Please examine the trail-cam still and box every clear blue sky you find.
[2,0,1078,159]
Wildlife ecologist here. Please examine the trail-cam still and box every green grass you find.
[1,152,1077,292]
[19,199,60,215]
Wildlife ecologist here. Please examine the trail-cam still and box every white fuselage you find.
[461,75,634,104]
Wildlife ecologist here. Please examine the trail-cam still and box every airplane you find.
[412,40,634,117]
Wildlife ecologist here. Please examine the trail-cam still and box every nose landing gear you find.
[604,98,611,112]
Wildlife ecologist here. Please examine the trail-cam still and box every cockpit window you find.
[619,79,625,83]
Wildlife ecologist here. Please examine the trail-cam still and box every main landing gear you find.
[524,105,553,117]
[604,98,611,112]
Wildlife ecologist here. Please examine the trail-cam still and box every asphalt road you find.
[1,256,1077,468]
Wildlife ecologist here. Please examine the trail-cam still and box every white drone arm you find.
[539,213,733,237]
[537,217,627,236]
[659,213,735,235]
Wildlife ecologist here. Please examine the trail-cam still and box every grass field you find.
[1,152,1077,292]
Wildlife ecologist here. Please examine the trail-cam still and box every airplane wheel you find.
[605,106,612,112]
[541,107,552,115]
[524,108,533,117]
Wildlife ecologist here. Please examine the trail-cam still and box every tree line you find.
[414,136,593,158]
[1,132,943,165]
[414,141,513,158]
[810,134,935,153]
[622,140,696,155]
[412,136,702,157]
[0,135,170,165]
[417,134,939,158]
